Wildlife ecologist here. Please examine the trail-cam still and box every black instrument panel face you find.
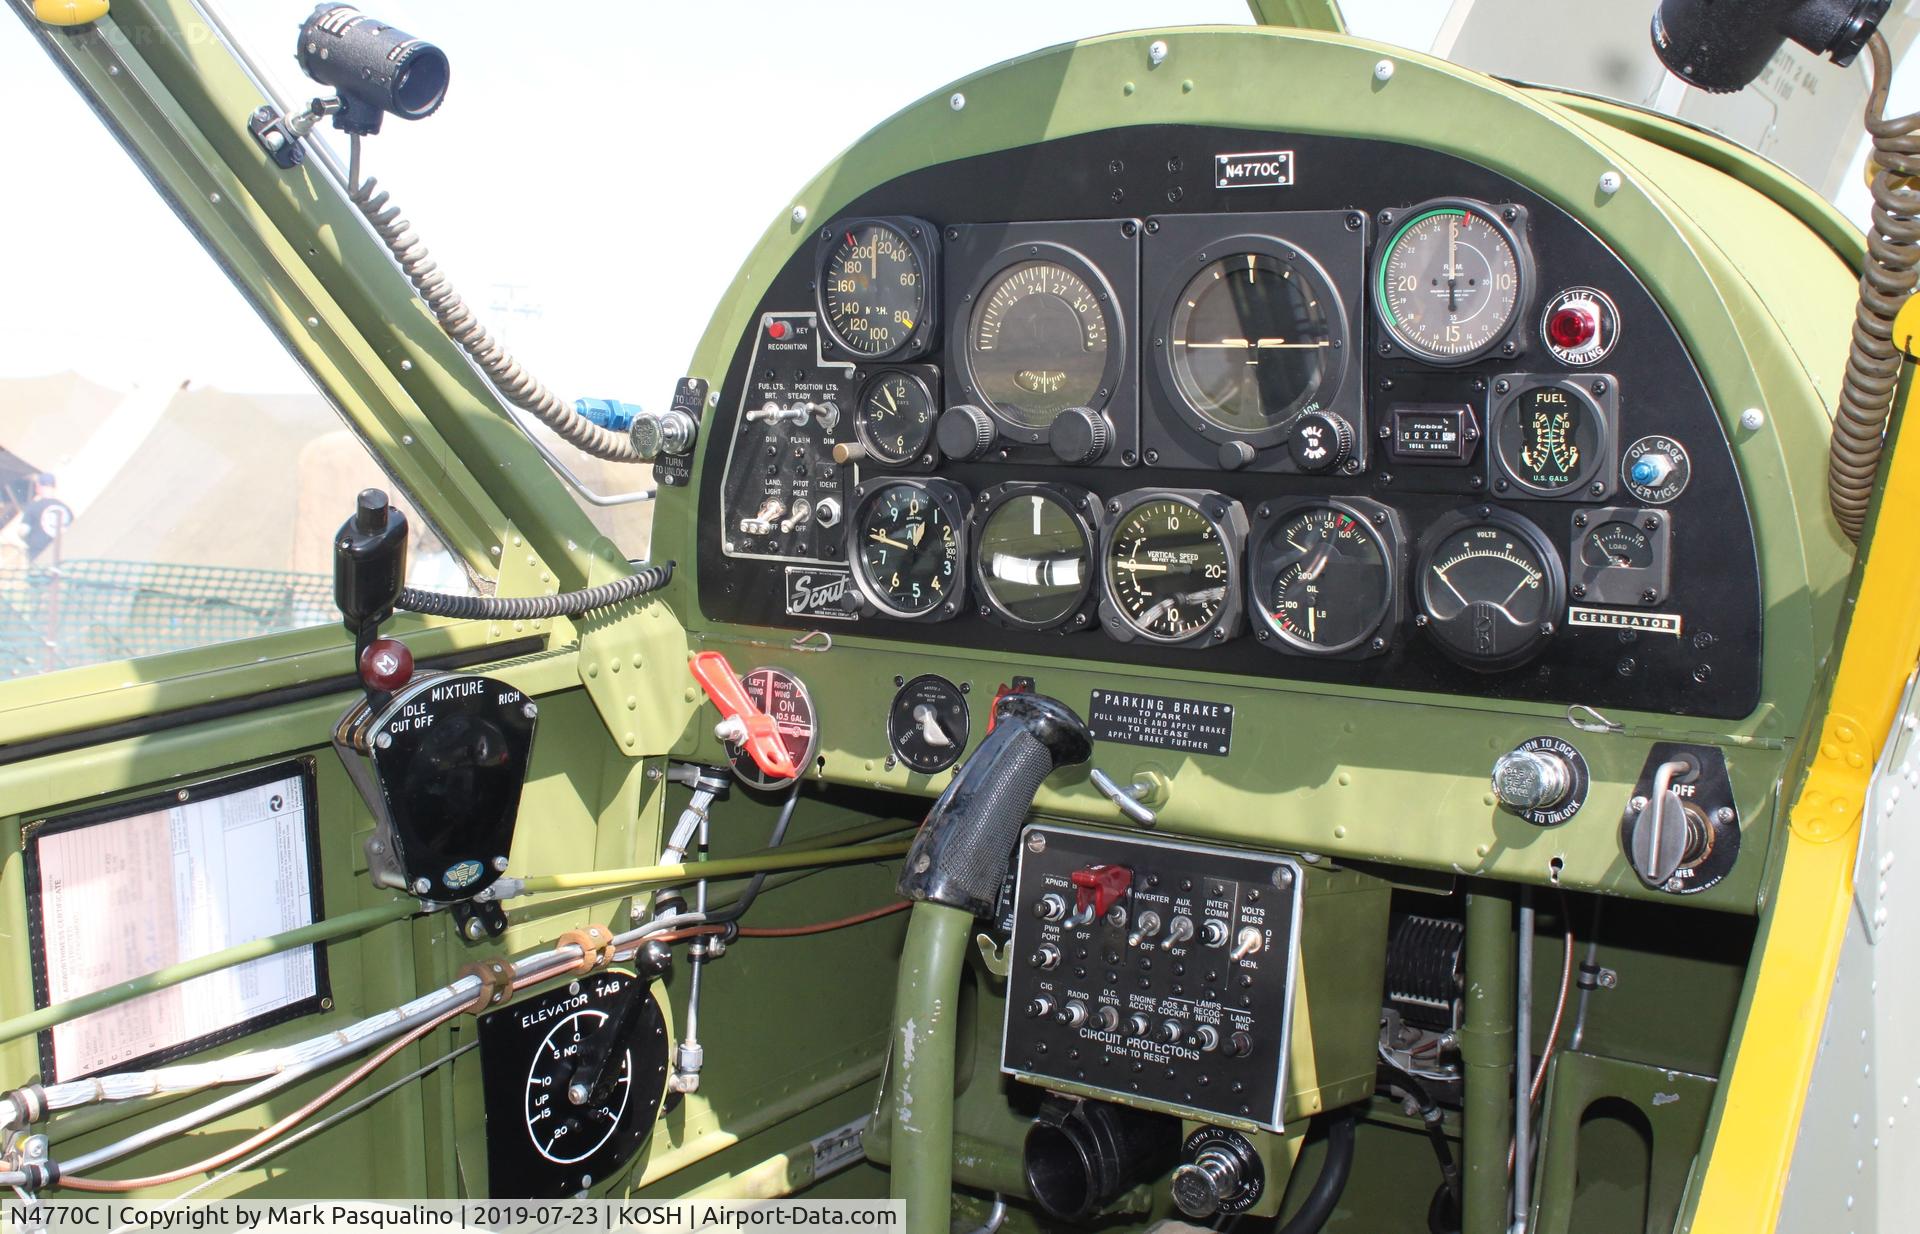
[697,126,1760,719]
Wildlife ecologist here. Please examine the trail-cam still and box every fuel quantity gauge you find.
[1248,501,1398,657]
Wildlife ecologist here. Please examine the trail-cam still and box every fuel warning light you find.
[1540,286,1620,366]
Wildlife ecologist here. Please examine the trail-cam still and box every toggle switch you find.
[1127,910,1162,948]
[1159,915,1195,951]
[1067,864,1133,928]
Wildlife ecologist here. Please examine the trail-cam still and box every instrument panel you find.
[698,126,1760,720]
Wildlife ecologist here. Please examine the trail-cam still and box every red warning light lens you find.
[767,320,789,340]
[1547,303,1599,350]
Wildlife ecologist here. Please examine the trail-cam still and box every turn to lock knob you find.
[936,405,996,461]
[1172,1149,1244,1220]
[1492,748,1573,813]
[1490,738,1589,826]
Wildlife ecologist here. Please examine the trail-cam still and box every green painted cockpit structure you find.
[0,1,1893,1231]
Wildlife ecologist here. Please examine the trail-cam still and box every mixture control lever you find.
[688,651,799,782]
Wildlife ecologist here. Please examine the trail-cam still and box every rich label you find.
[1088,688,1232,756]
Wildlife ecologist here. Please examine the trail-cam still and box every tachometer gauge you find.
[847,478,969,621]
[1169,250,1344,435]
[854,370,938,466]
[1376,201,1529,365]
[971,483,1098,631]
[1416,508,1565,671]
[968,259,1114,430]
[1100,491,1247,646]
[1248,501,1397,657]
[817,217,936,360]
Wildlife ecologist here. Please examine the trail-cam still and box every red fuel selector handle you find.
[689,651,799,781]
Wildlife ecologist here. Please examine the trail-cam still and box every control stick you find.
[884,693,1092,1234]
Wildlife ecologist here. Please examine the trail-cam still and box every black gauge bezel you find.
[1414,505,1566,672]
[968,482,1102,633]
[1097,488,1248,648]
[844,476,971,622]
[1372,199,1533,367]
[943,220,1141,463]
[853,366,942,468]
[1246,497,1400,659]
[815,216,940,362]
[886,674,972,775]
[1487,374,1616,499]
[1144,212,1366,463]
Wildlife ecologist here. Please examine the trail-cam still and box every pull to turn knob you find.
[1490,737,1589,826]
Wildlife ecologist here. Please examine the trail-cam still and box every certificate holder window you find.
[24,759,331,1081]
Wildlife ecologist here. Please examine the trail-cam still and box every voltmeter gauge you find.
[847,478,970,621]
[1099,491,1247,646]
[1248,502,1397,657]
[730,666,819,790]
[855,370,938,466]
[817,217,936,360]
[1416,508,1565,671]
[1376,201,1529,365]
[888,674,970,774]
[478,970,668,1198]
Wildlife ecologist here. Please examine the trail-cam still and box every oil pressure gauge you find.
[1247,500,1399,658]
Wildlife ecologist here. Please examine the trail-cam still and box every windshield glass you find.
[208,1,1449,557]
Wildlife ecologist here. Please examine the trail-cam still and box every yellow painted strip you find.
[1692,368,1920,1229]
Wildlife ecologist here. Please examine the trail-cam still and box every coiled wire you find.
[345,136,641,464]
[1830,33,1920,541]
[396,561,673,621]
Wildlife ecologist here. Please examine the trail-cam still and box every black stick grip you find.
[898,694,1093,916]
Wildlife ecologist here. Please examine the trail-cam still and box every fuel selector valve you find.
[688,651,801,784]
[1490,735,1590,826]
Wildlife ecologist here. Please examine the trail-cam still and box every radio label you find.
[1088,688,1233,756]
[1215,150,1295,189]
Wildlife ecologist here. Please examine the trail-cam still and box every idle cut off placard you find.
[1002,824,1302,1131]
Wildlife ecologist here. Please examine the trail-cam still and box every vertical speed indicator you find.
[1375,201,1529,365]
[817,218,936,360]
[1099,491,1247,646]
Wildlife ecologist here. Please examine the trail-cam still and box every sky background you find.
[0,1,1911,407]
[0,1,1447,400]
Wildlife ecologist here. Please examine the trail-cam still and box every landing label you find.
[1088,688,1233,756]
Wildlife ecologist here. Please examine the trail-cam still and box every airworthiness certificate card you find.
[33,771,320,1078]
